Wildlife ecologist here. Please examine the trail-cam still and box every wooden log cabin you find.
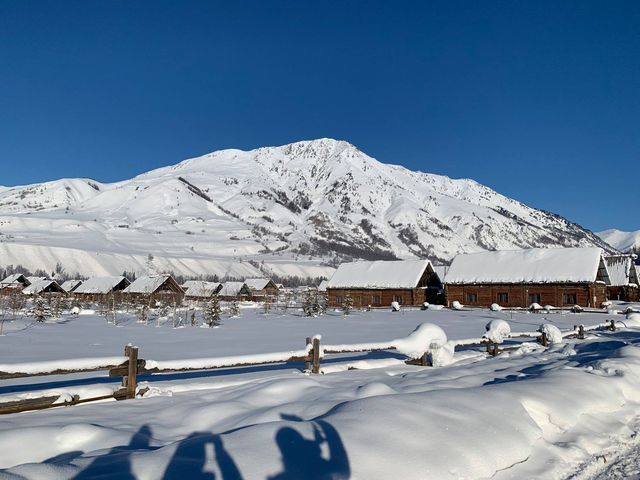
[244,278,279,300]
[444,247,611,309]
[218,281,252,301]
[73,276,131,302]
[0,274,31,292]
[123,274,184,305]
[603,255,639,301]
[182,280,223,300]
[326,259,443,308]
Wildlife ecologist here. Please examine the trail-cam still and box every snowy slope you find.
[0,138,612,278]
[597,229,640,253]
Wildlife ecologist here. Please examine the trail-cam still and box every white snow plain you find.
[0,305,638,479]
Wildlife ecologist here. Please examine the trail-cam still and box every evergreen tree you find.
[229,299,241,317]
[303,290,320,317]
[204,295,222,327]
[28,295,49,322]
[342,293,353,316]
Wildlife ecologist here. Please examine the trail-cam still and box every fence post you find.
[578,324,585,340]
[610,319,616,332]
[304,337,311,371]
[124,345,139,400]
[420,351,428,366]
[540,332,548,347]
[312,337,321,374]
[486,340,496,357]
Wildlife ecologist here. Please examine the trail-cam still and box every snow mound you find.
[451,301,463,310]
[540,324,563,344]
[391,301,400,312]
[392,323,448,360]
[484,319,511,344]
[490,303,503,311]
[625,312,640,328]
[529,303,543,311]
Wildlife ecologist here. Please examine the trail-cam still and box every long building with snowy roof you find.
[603,255,639,301]
[325,259,442,308]
[445,247,611,308]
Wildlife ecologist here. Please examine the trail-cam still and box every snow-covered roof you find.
[318,279,329,292]
[184,281,222,298]
[446,248,609,285]
[74,276,129,294]
[22,279,64,295]
[124,275,183,294]
[326,260,434,289]
[604,255,639,287]
[219,282,248,297]
[0,273,29,288]
[244,278,275,291]
[26,276,47,284]
[60,279,83,292]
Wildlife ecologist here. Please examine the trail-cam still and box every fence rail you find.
[0,319,620,415]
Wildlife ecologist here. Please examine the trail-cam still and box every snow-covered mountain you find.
[0,138,613,278]
[597,229,640,254]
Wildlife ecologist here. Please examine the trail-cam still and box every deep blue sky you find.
[1,1,638,231]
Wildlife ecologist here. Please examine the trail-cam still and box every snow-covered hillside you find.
[597,229,640,254]
[0,138,612,278]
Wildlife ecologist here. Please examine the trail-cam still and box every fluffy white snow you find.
[74,276,128,295]
[484,319,511,343]
[539,323,564,344]
[446,247,608,284]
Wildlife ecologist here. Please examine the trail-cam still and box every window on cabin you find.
[372,295,381,305]
[528,293,541,304]
[563,293,577,305]
[497,292,508,303]
[335,295,344,305]
[393,295,403,304]
[466,293,478,303]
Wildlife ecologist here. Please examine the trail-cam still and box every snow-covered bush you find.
[421,302,429,310]
[391,301,400,312]
[302,290,320,317]
[539,323,563,344]
[451,301,463,310]
[601,301,612,308]
[529,303,542,311]
[490,303,503,312]
[624,312,640,328]
[342,294,353,316]
[484,319,511,344]
[228,300,241,318]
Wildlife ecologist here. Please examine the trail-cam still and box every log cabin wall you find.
[327,288,425,308]
[445,283,608,308]
[607,285,640,302]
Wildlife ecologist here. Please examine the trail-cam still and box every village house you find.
[183,280,222,300]
[73,276,131,302]
[22,279,66,295]
[0,274,31,292]
[603,254,639,301]
[218,281,251,301]
[326,259,442,308]
[123,274,184,304]
[244,278,279,299]
[445,247,611,309]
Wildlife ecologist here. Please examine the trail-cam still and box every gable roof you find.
[219,282,250,297]
[318,279,329,292]
[22,279,65,295]
[446,247,609,285]
[184,281,222,298]
[326,260,434,289]
[74,276,129,294]
[0,273,30,288]
[244,278,276,291]
[61,279,83,292]
[124,275,183,294]
[604,255,639,287]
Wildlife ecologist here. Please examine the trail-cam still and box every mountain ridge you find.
[0,138,615,278]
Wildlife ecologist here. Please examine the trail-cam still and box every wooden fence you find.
[0,319,620,415]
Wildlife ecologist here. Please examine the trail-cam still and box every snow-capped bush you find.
[539,324,563,344]
[571,305,584,313]
[391,301,400,312]
[451,301,463,310]
[601,301,612,308]
[490,303,503,312]
[625,312,640,328]
[529,303,542,311]
[484,319,511,344]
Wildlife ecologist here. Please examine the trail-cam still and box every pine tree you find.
[303,290,320,317]
[29,296,49,322]
[229,300,240,317]
[342,293,353,316]
[204,295,222,327]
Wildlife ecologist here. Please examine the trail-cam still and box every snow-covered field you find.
[0,305,639,479]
